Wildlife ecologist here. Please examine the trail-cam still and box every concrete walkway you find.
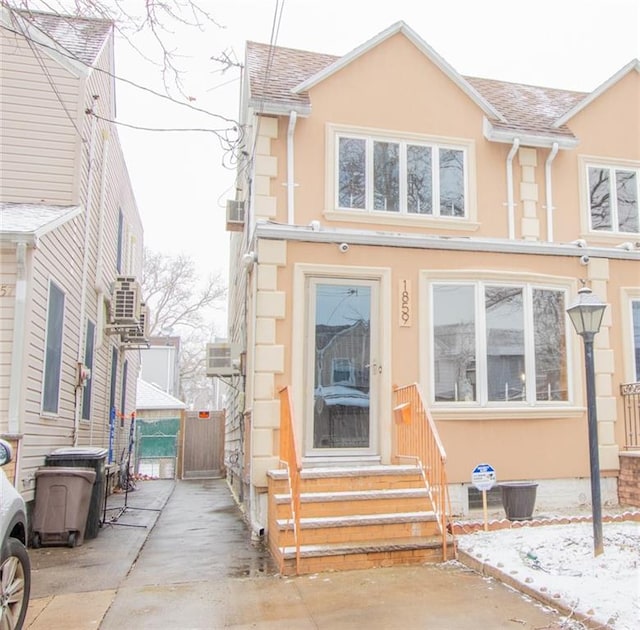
[26,478,578,629]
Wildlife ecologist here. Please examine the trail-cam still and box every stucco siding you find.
[0,30,82,205]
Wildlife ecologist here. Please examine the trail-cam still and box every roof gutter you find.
[286,110,297,225]
[247,98,310,117]
[545,142,559,242]
[483,118,579,149]
[506,138,520,240]
[253,221,640,261]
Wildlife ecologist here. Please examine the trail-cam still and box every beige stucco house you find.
[223,22,640,573]
[0,8,146,509]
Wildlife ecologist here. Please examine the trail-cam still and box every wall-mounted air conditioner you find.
[226,200,245,232]
[123,301,149,343]
[206,342,241,377]
[110,276,141,325]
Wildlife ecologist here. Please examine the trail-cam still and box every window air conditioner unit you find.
[226,200,245,232]
[206,342,241,377]
[111,276,141,325]
[123,301,149,343]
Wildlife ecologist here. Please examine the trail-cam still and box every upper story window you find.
[588,164,639,234]
[337,134,467,218]
[431,281,568,406]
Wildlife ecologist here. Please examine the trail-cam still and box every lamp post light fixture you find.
[567,286,607,557]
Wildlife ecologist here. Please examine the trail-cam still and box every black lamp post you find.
[567,286,607,556]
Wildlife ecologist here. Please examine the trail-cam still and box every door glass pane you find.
[439,148,464,217]
[433,285,476,401]
[373,141,399,211]
[314,284,370,448]
[338,137,366,209]
[616,170,639,233]
[633,300,640,381]
[485,287,525,401]
[589,167,611,230]
[533,289,568,401]
[407,144,432,214]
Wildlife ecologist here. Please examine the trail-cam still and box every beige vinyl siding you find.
[0,29,82,205]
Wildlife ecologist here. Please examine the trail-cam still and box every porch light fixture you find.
[566,286,607,556]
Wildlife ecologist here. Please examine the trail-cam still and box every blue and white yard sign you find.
[471,463,496,491]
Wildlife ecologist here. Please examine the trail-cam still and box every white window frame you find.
[621,288,640,383]
[326,124,478,230]
[421,271,578,417]
[582,158,640,236]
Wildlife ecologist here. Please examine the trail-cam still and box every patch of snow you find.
[457,520,639,629]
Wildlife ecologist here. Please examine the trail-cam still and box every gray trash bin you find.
[500,482,538,521]
[45,446,107,539]
[32,467,96,547]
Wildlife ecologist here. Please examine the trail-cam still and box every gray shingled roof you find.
[17,9,112,67]
[246,40,588,139]
[247,41,338,111]
[136,379,187,411]
[0,202,82,241]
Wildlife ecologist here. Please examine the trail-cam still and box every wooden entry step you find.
[267,464,453,575]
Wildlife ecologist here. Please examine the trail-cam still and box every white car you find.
[0,439,30,629]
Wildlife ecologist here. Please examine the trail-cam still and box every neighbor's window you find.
[588,165,639,233]
[338,134,466,217]
[432,282,568,405]
[81,320,96,421]
[42,281,65,414]
[332,358,355,386]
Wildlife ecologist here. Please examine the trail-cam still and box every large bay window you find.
[587,164,639,234]
[432,282,568,405]
[337,133,467,218]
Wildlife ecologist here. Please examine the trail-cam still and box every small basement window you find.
[467,485,502,509]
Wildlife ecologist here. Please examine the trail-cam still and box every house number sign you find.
[0,284,15,298]
[399,279,411,327]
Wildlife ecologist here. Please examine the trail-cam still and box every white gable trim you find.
[553,59,640,128]
[292,21,506,123]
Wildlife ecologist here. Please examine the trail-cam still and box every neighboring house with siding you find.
[225,22,640,573]
[0,8,145,509]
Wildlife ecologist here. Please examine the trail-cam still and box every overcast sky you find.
[113,0,640,333]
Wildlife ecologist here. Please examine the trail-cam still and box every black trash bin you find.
[45,447,108,539]
[500,482,538,521]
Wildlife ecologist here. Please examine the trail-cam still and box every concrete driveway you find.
[25,478,578,629]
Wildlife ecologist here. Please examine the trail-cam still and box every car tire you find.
[0,537,31,630]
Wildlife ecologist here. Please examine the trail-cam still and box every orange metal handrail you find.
[278,386,302,574]
[392,383,455,560]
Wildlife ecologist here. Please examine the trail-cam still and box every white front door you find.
[305,277,380,457]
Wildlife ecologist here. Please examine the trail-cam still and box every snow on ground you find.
[456,520,639,630]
